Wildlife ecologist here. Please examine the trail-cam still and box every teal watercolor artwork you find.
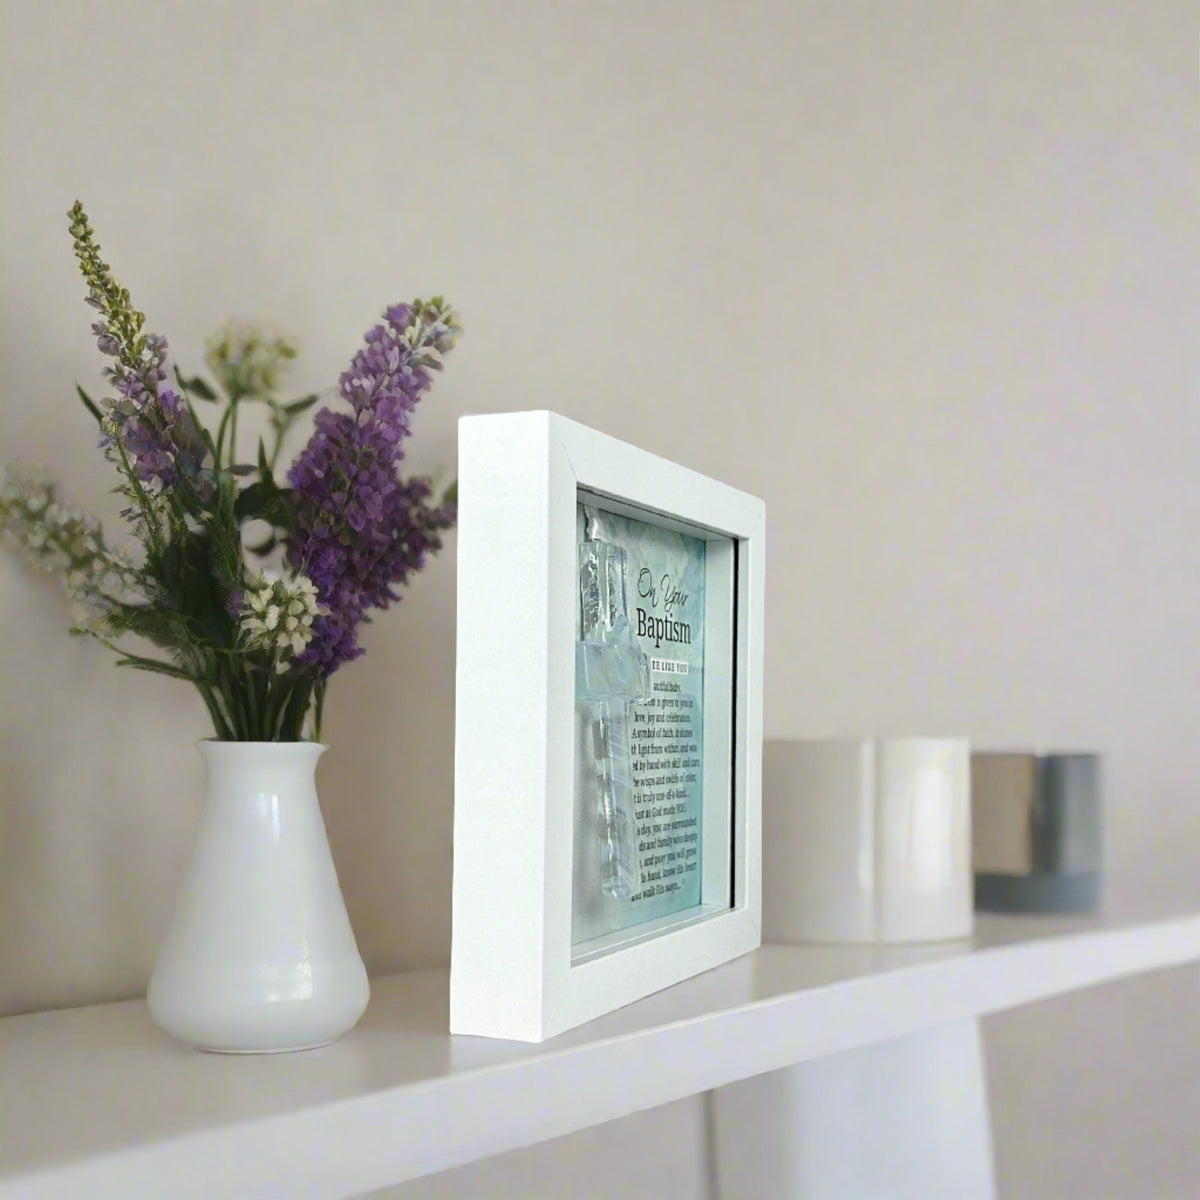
[572,500,709,947]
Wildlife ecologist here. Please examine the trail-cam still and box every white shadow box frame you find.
[451,411,765,1042]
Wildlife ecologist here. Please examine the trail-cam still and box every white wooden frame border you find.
[451,412,765,1042]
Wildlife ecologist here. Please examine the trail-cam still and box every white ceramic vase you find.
[147,741,370,1053]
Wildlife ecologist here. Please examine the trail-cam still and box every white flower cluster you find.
[239,570,325,672]
[205,319,298,399]
[0,469,140,604]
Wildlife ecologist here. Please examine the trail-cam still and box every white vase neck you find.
[199,740,326,764]
[198,741,327,806]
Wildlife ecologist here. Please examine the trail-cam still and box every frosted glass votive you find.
[972,751,1103,913]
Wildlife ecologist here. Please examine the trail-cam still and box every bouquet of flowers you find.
[0,203,460,741]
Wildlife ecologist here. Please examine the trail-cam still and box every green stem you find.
[257,667,271,741]
[217,661,248,740]
[214,403,233,469]
[228,392,243,471]
[195,680,235,741]
[313,677,327,743]
[279,680,310,742]
[214,386,245,470]
[260,674,278,742]
[112,439,165,557]
[269,676,294,741]
[267,409,287,473]
[245,663,260,741]
[215,687,240,741]
[176,377,218,466]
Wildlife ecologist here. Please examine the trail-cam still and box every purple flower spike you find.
[96,331,207,491]
[286,300,459,676]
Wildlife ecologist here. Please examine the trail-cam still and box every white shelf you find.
[1,908,1197,1199]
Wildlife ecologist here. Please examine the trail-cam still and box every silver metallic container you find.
[972,752,1103,913]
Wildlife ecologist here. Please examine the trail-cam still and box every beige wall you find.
[1,1,1195,1196]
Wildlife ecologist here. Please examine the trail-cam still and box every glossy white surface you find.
[713,1020,996,1199]
[147,742,369,1053]
[763,737,972,944]
[1,909,1195,1199]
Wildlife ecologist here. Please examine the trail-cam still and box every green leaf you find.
[257,437,273,483]
[214,400,234,468]
[260,495,296,534]
[234,479,294,530]
[234,479,274,523]
[283,393,319,415]
[76,385,103,424]
[175,368,218,400]
[115,656,196,682]
[218,469,238,518]
[440,478,458,508]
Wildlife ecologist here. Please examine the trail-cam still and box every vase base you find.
[198,1039,336,1055]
